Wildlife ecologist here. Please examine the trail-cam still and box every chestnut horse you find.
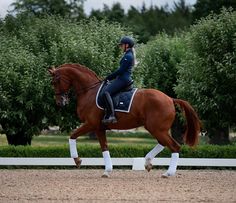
[49,63,201,178]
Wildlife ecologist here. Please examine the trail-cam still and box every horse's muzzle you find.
[56,93,69,107]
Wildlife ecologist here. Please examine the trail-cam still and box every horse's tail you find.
[173,99,201,147]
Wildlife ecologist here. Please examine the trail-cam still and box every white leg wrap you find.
[164,153,179,176]
[145,144,165,161]
[69,139,78,158]
[102,151,113,172]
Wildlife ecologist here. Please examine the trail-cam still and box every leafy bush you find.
[0,35,52,145]
[0,16,136,145]
[175,9,236,144]
[16,17,131,78]
[137,33,187,97]
[0,145,235,158]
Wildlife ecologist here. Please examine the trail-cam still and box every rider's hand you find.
[104,77,109,82]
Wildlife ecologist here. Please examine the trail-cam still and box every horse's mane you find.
[58,63,101,81]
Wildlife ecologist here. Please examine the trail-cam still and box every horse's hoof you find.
[161,173,169,178]
[74,158,82,168]
[145,163,153,172]
[101,171,110,178]
[161,171,175,178]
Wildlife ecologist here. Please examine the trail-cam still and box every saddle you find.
[96,81,138,113]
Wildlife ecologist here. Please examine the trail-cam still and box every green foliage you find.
[137,34,187,97]
[0,35,52,145]
[11,0,86,19]
[0,16,134,145]
[192,0,236,21]
[90,3,125,24]
[7,0,236,44]
[13,16,130,77]
[90,1,193,43]
[48,18,130,78]
[175,9,236,139]
[180,145,236,158]
[0,144,235,158]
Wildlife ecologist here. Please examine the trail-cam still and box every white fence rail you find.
[0,157,236,170]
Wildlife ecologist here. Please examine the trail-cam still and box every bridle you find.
[52,71,102,103]
[76,81,102,95]
[52,72,70,96]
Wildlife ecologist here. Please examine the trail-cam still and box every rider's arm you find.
[106,54,133,81]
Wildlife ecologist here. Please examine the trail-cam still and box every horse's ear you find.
[48,66,56,75]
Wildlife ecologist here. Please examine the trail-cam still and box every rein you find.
[53,69,102,97]
[76,81,102,95]
[55,77,102,96]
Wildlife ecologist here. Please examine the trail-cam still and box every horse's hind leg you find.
[96,129,113,178]
[146,129,181,177]
[159,132,181,177]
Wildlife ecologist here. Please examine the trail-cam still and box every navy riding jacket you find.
[106,49,134,83]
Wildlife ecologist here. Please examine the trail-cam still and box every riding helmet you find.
[119,36,135,48]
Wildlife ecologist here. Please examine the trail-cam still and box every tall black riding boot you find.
[102,92,117,124]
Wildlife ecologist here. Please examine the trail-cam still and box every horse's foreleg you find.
[144,143,165,172]
[96,130,113,178]
[69,123,94,168]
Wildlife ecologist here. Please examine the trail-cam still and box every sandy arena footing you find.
[0,169,235,202]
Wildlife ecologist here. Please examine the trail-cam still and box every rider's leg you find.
[102,91,117,123]
[102,79,126,124]
[102,93,110,120]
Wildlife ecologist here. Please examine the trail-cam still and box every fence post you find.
[132,158,145,170]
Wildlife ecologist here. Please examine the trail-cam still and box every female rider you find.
[102,36,136,124]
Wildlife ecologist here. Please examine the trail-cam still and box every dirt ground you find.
[0,169,235,202]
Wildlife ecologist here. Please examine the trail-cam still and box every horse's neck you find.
[67,67,100,90]
[68,67,100,114]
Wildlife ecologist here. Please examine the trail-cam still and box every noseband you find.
[52,71,101,98]
[52,72,70,96]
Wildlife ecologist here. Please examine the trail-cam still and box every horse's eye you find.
[51,80,56,85]
[51,78,59,85]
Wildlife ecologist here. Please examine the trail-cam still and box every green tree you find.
[167,0,193,33]
[11,0,86,19]
[175,9,236,144]
[125,6,150,43]
[90,3,125,24]
[138,34,187,97]
[0,16,133,145]
[1,13,33,36]
[89,1,193,43]
[0,35,53,145]
[137,34,187,144]
[125,4,176,43]
[192,0,236,21]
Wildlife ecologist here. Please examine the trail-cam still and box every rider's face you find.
[119,44,128,52]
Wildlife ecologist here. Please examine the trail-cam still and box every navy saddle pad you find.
[96,82,138,113]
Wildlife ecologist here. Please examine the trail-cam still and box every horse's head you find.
[48,67,71,107]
